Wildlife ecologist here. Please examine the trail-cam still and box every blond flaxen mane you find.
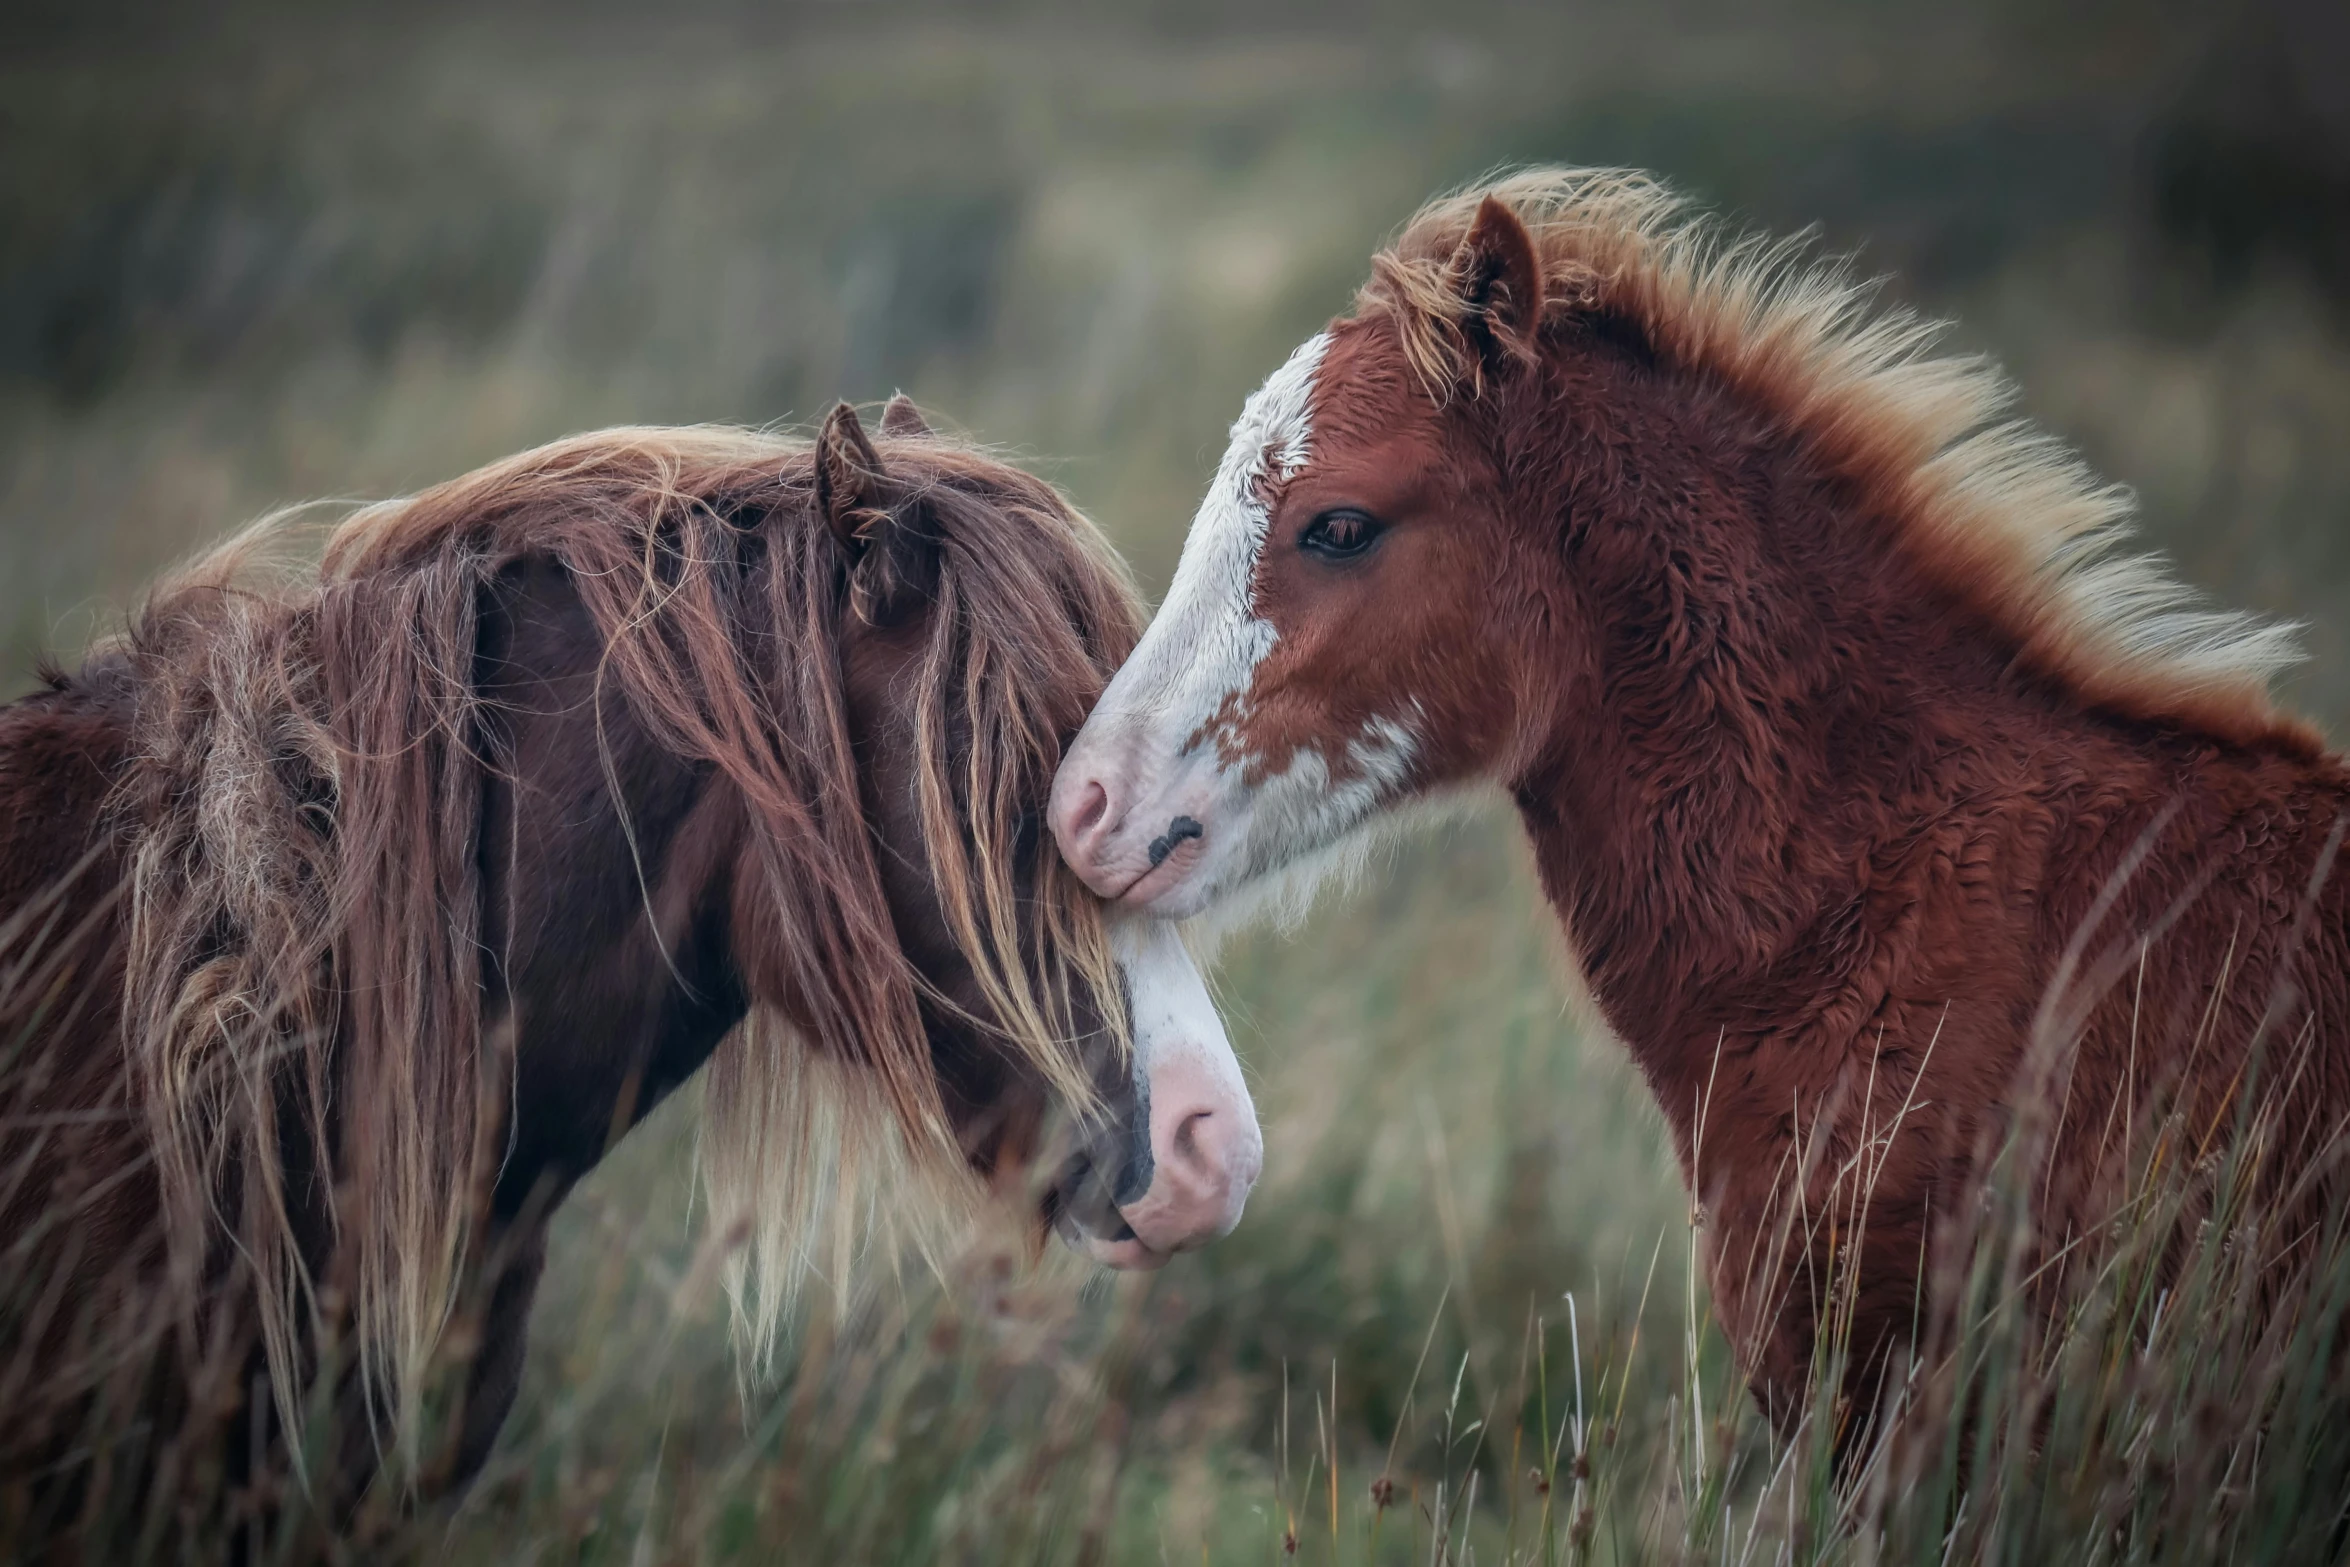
[1357,168,2307,747]
[115,423,1139,1458]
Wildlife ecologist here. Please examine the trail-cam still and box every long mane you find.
[1357,168,2310,749]
[112,423,1140,1454]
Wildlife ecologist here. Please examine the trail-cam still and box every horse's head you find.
[1049,196,1545,926]
[746,400,1259,1271]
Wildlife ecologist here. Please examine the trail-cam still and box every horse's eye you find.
[1298,508,1384,561]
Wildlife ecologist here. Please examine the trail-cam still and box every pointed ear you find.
[1452,195,1545,366]
[816,401,939,624]
[879,392,932,438]
[816,401,888,545]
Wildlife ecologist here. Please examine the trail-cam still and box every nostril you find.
[1173,1109,1208,1162]
[1167,1107,1225,1178]
[1069,779,1111,840]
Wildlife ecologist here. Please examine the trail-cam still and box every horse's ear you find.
[1451,195,1545,368]
[879,392,931,438]
[816,401,887,545]
[816,401,939,624]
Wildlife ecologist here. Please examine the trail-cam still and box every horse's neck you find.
[1500,384,2341,1148]
[477,560,752,1221]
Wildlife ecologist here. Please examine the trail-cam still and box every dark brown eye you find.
[1298,508,1383,561]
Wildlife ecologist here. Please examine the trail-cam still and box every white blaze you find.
[1101,914,1261,1259]
[1113,915,1246,1119]
[1091,331,1331,743]
[1057,328,1422,928]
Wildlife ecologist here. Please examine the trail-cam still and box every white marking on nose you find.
[1080,917,1260,1270]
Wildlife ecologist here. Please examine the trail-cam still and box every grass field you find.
[7,4,2350,1561]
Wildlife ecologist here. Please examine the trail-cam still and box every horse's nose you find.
[1115,1050,1264,1257]
[1048,757,1128,897]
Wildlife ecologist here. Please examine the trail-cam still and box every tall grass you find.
[13,814,2350,1564]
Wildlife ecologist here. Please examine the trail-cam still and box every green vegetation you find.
[6,4,2350,1561]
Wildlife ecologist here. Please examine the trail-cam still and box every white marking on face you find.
[1210,710,1418,912]
[1113,916,1246,1121]
[1090,330,1330,750]
[1052,331,1425,923]
[1085,915,1261,1268]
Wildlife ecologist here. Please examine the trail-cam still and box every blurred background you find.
[5,0,2348,1559]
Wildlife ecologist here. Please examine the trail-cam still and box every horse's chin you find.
[1109,838,1213,916]
[1045,1205,1170,1271]
[1076,1229,1175,1272]
[1045,1190,1176,1271]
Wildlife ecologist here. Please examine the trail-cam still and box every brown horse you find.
[1052,169,2350,1437]
[0,399,1259,1541]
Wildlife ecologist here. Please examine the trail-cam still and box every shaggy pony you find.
[2,413,1143,1509]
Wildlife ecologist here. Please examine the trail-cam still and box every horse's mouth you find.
[1041,1147,1171,1271]
[1051,1206,1173,1271]
[1075,1228,1174,1270]
[1109,830,1207,909]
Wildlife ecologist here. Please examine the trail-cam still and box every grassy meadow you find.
[8,3,2350,1561]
